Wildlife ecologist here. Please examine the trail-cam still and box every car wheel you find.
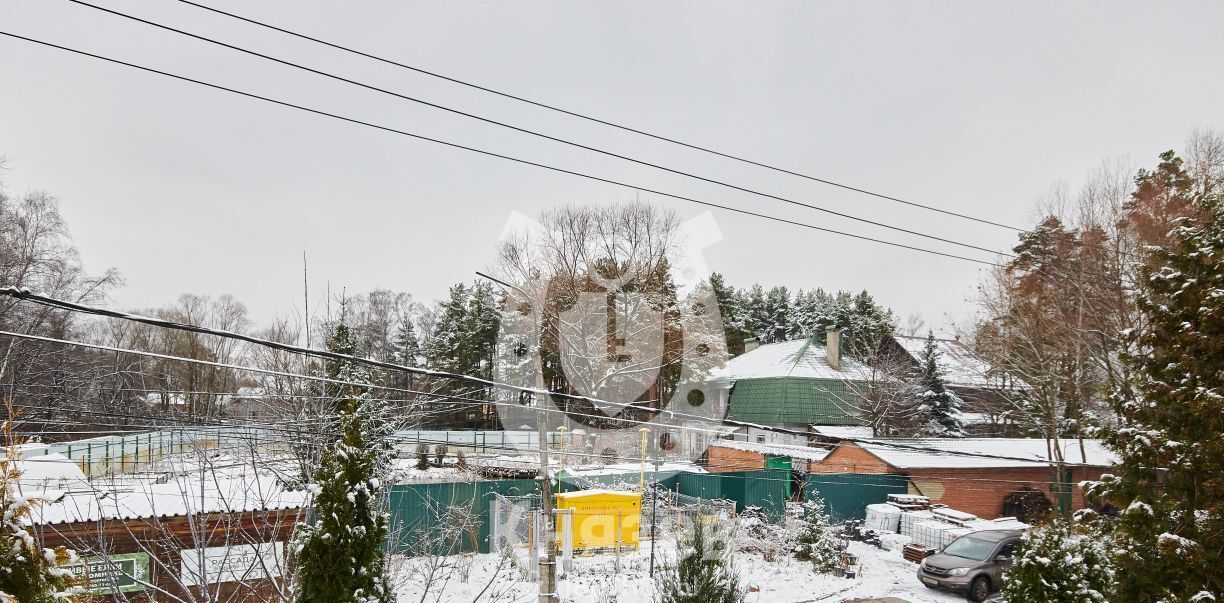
[967,576,992,602]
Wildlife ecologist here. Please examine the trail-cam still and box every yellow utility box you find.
[554,490,642,551]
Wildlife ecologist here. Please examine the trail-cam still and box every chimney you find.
[825,327,842,371]
[743,337,759,353]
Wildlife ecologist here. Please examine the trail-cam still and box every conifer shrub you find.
[656,519,745,603]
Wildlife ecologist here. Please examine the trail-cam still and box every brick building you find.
[809,438,1115,519]
[21,454,307,601]
[705,439,830,473]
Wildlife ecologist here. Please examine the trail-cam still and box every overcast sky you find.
[2,1,1222,334]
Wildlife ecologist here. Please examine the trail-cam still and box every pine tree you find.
[294,321,393,603]
[391,316,421,367]
[743,284,768,345]
[916,332,964,437]
[656,519,745,603]
[1002,519,1112,603]
[424,283,469,373]
[1089,180,1223,600]
[460,281,500,382]
[845,290,894,357]
[1,419,83,602]
[710,273,750,356]
[761,286,794,343]
[792,493,842,572]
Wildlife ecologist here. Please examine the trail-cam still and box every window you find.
[943,537,996,561]
[756,435,766,443]
[997,541,1018,559]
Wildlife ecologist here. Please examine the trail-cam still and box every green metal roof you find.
[726,377,861,425]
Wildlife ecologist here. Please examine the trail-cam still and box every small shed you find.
[554,490,641,551]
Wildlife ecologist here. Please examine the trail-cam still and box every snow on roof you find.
[556,489,640,499]
[715,338,874,382]
[891,335,1017,390]
[563,462,706,477]
[25,456,308,525]
[848,438,1119,469]
[13,453,87,490]
[959,412,999,425]
[709,439,831,461]
[810,425,876,439]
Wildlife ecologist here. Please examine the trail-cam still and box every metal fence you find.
[18,427,269,477]
[389,469,786,558]
[488,487,736,580]
[804,472,910,520]
[386,479,540,555]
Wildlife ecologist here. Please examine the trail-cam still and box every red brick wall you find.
[807,443,1109,520]
[906,466,1106,519]
[706,446,765,472]
[808,443,894,474]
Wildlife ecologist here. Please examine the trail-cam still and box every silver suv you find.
[916,529,1021,602]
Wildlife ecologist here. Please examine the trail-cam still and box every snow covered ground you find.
[393,537,966,603]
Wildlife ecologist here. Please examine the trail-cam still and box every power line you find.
[0,30,1003,268]
[0,320,1114,468]
[65,0,1009,261]
[14,422,1100,492]
[171,0,1025,233]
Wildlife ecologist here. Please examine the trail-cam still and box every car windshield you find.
[942,537,996,561]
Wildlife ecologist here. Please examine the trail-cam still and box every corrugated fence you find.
[804,472,909,520]
[386,469,793,554]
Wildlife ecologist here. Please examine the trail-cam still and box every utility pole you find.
[638,427,651,492]
[536,386,558,603]
[474,271,558,602]
[650,458,661,577]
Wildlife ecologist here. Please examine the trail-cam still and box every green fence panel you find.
[386,479,538,555]
[676,473,724,501]
[474,479,539,553]
[804,473,909,521]
[672,470,789,520]
[718,469,789,519]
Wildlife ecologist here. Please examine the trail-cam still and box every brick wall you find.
[807,442,1110,520]
[807,442,894,474]
[905,466,1107,519]
[705,445,765,472]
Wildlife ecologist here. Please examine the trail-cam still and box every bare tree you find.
[974,160,1140,461]
[494,201,724,437]
[834,344,923,437]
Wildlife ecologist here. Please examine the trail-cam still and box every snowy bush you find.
[1,420,83,602]
[733,506,789,562]
[792,494,843,572]
[1001,519,1112,603]
[656,519,745,603]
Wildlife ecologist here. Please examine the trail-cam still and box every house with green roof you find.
[710,328,873,446]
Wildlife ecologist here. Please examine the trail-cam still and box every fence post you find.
[615,508,622,572]
[528,510,539,581]
[560,508,573,574]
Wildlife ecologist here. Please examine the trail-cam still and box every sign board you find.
[180,542,286,587]
[68,552,150,594]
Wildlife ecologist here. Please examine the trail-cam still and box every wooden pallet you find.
[902,543,937,563]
